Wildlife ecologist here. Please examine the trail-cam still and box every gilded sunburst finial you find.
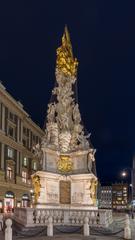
[56,26,78,77]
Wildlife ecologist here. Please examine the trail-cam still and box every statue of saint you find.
[90,179,97,205]
[87,149,96,172]
[47,103,56,123]
[32,175,41,203]
[73,104,81,124]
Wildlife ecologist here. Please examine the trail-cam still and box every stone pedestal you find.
[33,171,97,210]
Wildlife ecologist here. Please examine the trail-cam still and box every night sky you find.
[0,1,135,184]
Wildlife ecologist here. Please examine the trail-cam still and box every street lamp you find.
[121,168,134,218]
[121,171,127,177]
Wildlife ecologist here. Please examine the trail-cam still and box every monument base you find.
[33,171,97,210]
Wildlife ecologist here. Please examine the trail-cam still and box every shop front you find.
[4,191,15,213]
[22,194,30,207]
[0,200,3,213]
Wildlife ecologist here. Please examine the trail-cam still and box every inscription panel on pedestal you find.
[60,180,71,204]
[71,182,84,203]
[46,180,59,203]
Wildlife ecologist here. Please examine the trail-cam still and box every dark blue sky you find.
[0,1,135,183]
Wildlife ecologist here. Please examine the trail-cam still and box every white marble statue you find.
[87,150,96,172]
[47,103,56,123]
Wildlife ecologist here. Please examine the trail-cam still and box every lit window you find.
[7,167,12,179]
[33,162,37,170]
[117,197,122,201]
[7,148,14,158]
[17,201,21,207]
[22,171,27,183]
[23,157,27,166]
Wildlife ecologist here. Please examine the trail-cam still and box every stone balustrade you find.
[14,208,113,228]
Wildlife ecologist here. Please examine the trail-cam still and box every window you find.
[7,148,14,159]
[22,171,27,183]
[32,135,36,143]
[9,112,14,122]
[117,197,122,201]
[8,126,14,138]
[22,139,27,147]
[23,157,27,167]
[23,127,27,135]
[36,136,39,144]
[17,201,21,207]
[7,167,12,179]
[27,129,29,137]
[33,162,37,170]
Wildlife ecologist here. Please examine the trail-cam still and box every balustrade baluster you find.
[35,210,41,224]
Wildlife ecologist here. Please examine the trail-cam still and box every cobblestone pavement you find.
[0,232,123,240]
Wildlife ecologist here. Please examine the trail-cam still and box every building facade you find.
[98,186,112,209]
[0,82,44,212]
[112,183,128,210]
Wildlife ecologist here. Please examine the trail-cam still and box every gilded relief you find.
[57,155,73,173]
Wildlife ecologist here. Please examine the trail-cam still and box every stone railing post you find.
[0,214,3,231]
[26,208,34,226]
[64,210,70,224]
[83,216,89,236]
[108,210,113,224]
[47,216,53,237]
[99,211,107,227]
[124,214,131,240]
[5,218,12,240]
